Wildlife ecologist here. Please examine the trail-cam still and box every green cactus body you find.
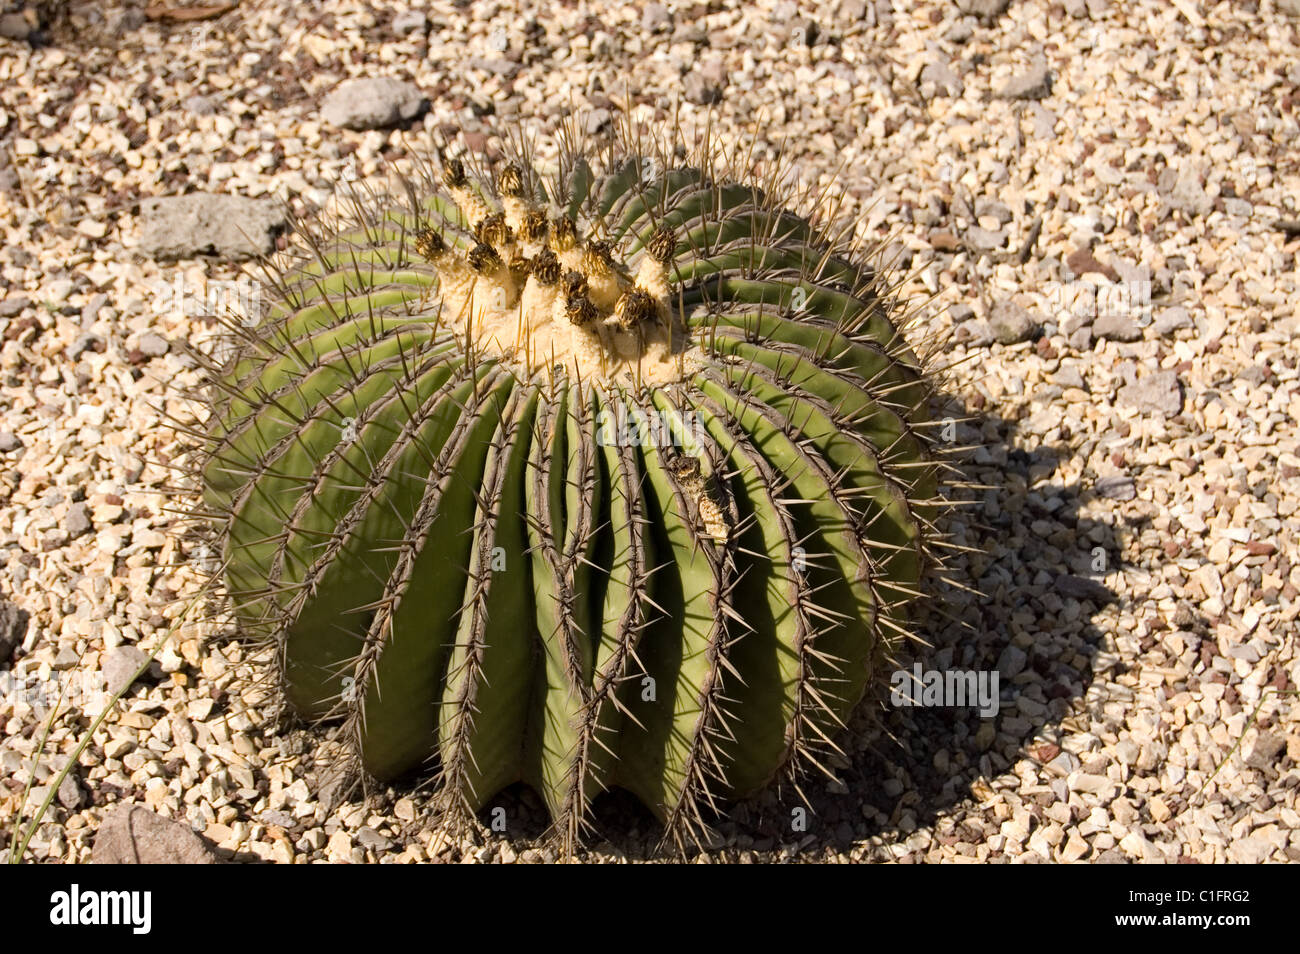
[197,123,942,848]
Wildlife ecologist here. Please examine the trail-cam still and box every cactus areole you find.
[197,120,945,849]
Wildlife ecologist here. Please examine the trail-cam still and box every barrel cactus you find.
[194,119,945,850]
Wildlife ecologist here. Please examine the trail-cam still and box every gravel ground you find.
[1,0,1298,863]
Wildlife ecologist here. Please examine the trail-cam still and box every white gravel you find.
[0,0,1297,863]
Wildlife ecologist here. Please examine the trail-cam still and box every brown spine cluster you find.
[414,153,678,361]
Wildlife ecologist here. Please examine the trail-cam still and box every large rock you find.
[320,78,428,130]
[92,804,217,864]
[139,194,286,259]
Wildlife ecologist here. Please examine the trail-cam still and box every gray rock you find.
[954,318,993,346]
[920,61,964,97]
[1158,170,1212,218]
[1223,197,1252,217]
[1117,370,1182,416]
[1047,750,1082,775]
[80,292,108,325]
[0,296,29,318]
[584,108,613,135]
[944,17,976,43]
[957,0,1011,20]
[997,62,1053,100]
[1172,601,1198,629]
[102,645,149,696]
[1245,732,1286,769]
[1095,475,1136,501]
[1152,305,1192,335]
[183,95,216,116]
[136,332,170,357]
[1055,574,1112,604]
[966,226,1007,251]
[66,502,93,538]
[392,10,429,34]
[0,431,21,453]
[320,78,428,131]
[58,773,85,810]
[882,242,914,270]
[975,198,1014,225]
[1095,849,1130,864]
[68,333,104,361]
[0,13,32,41]
[641,2,672,33]
[1280,0,1300,15]
[356,827,394,851]
[139,194,287,259]
[1054,365,1086,390]
[318,768,359,814]
[997,644,1028,677]
[1092,310,1142,342]
[259,810,297,829]
[1067,326,1092,351]
[673,22,709,45]
[0,597,28,664]
[465,57,520,79]
[104,8,145,35]
[683,71,724,105]
[1064,0,1108,15]
[1110,258,1150,286]
[92,804,217,864]
[988,300,1038,344]
[1025,102,1057,139]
